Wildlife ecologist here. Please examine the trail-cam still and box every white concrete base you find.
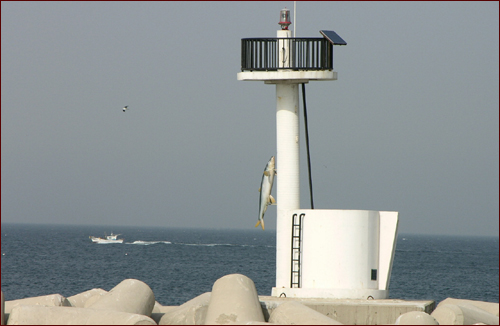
[271,287,388,300]
[273,209,398,296]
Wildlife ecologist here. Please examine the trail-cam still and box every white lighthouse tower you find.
[237,8,399,300]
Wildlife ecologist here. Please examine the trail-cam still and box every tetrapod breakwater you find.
[2,274,499,325]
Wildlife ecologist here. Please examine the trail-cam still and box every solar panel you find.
[320,30,347,46]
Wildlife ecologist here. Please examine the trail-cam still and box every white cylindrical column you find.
[275,81,300,289]
[278,29,292,68]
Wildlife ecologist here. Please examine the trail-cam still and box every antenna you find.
[294,1,296,37]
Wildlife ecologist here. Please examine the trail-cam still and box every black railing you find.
[241,38,333,71]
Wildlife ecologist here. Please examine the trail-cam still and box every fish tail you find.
[255,219,265,230]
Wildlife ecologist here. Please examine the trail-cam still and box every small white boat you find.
[89,232,124,244]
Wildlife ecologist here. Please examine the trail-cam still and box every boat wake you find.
[123,241,273,248]
[182,243,237,247]
[126,241,172,245]
[177,243,274,248]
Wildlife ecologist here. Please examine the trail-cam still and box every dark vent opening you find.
[371,269,377,281]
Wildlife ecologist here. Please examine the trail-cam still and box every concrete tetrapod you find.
[394,311,438,325]
[6,305,156,325]
[268,301,343,325]
[1,291,4,326]
[4,294,71,315]
[87,279,155,317]
[67,288,107,308]
[437,298,499,317]
[83,293,108,309]
[159,292,211,325]
[204,274,265,325]
[150,305,178,324]
[431,303,500,325]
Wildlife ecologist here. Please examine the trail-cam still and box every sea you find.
[1,223,498,306]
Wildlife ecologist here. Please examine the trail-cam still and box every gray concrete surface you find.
[268,301,342,325]
[259,296,435,325]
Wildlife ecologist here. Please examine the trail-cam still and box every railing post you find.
[241,40,244,71]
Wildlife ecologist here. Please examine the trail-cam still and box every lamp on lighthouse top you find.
[279,8,291,30]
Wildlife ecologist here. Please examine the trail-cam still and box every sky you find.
[1,1,498,237]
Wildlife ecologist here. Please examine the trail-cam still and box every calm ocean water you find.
[1,223,498,306]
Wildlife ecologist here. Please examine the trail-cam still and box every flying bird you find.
[123,106,129,112]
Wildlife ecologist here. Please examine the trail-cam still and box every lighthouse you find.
[237,8,399,300]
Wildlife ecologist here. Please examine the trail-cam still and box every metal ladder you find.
[290,213,304,288]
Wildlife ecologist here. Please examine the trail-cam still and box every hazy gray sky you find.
[2,2,498,236]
